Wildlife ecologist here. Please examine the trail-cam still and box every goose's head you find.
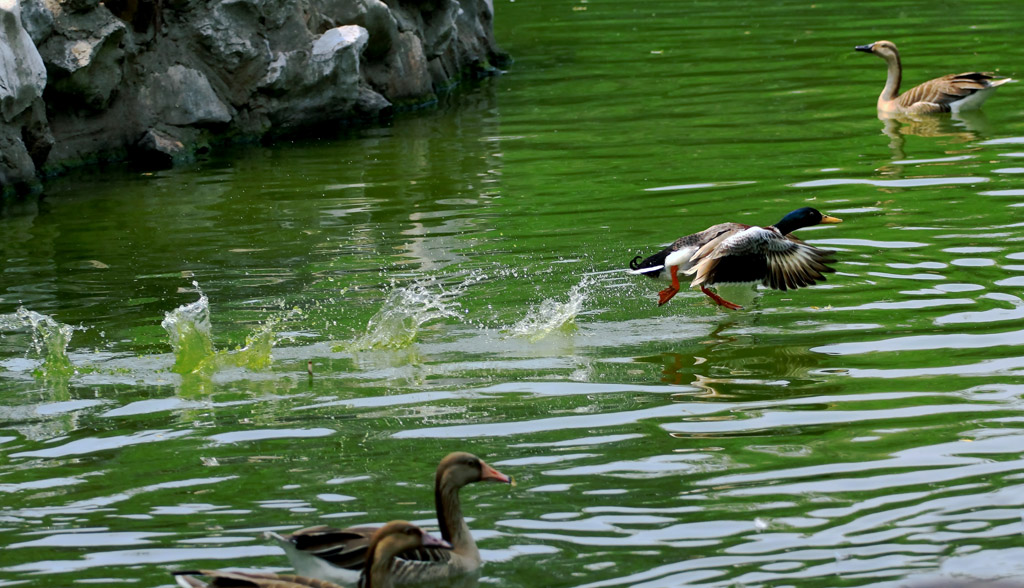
[855,40,899,61]
[436,452,514,489]
[370,521,450,557]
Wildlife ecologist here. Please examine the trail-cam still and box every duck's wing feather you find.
[629,223,748,276]
[671,223,749,250]
[685,227,836,290]
[898,72,1005,113]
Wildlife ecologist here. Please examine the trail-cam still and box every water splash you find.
[0,307,77,382]
[508,278,590,341]
[347,274,483,351]
[193,310,296,375]
[161,283,295,375]
[161,283,214,374]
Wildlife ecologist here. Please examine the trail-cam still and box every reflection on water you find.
[879,111,992,161]
[3,1,1024,587]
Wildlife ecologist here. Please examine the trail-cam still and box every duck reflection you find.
[633,319,833,396]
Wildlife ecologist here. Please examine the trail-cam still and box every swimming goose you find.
[173,521,449,588]
[267,452,513,586]
[629,207,841,309]
[855,40,1012,114]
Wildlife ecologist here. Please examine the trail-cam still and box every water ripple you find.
[792,177,987,188]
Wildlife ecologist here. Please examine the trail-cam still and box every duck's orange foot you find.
[701,286,742,310]
[658,286,680,306]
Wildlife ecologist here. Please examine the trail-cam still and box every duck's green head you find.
[774,207,842,235]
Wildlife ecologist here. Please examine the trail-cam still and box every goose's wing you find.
[355,549,470,588]
[685,227,836,290]
[274,525,377,570]
[173,569,344,588]
[395,545,457,564]
[273,525,455,577]
[897,73,1004,113]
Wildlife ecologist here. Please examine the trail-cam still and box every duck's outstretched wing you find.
[685,227,836,290]
[898,73,1011,113]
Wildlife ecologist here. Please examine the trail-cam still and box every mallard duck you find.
[266,452,513,586]
[855,40,1012,114]
[629,207,841,309]
[173,521,450,588]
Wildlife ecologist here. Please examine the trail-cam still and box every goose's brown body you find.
[269,453,512,586]
[173,522,448,588]
[855,40,1011,114]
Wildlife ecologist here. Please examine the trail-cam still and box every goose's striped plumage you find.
[629,207,841,309]
[173,522,449,588]
[855,40,1012,114]
[267,453,512,587]
[173,569,345,588]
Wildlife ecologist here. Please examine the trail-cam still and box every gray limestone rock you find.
[310,0,398,59]
[257,25,368,127]
[1,0,47,122]
[135,127,188,168]
[0,0,507,193]
[0,0,49,192]
[39,7,126,110]
[192,1,269,73]
[17,0,54,45]
[140,65,232,126]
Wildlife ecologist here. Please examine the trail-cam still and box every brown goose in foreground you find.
[173,521,450,588]
[855,40,1012,114]
[267,452,513,587]
[629,207,841,309]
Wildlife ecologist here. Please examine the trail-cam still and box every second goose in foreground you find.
[629,207,841,309]
[855,40,1012,114]
[268,452,513,586]
[174,521,449,588]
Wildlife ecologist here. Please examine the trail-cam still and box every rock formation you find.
[0,0,508,196]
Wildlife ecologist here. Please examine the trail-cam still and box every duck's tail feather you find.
[628,250,670,278]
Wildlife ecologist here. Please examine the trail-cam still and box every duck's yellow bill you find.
[821,215,842,223]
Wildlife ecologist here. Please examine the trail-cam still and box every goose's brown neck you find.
[365,536,401,588]
[435,476,476,556]
[880,50,902,104]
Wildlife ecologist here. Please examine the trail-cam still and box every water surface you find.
[3,1,1024,587]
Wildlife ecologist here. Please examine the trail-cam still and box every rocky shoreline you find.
[0,0,508,196]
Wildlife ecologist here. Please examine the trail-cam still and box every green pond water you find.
[4,1,1024,586]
